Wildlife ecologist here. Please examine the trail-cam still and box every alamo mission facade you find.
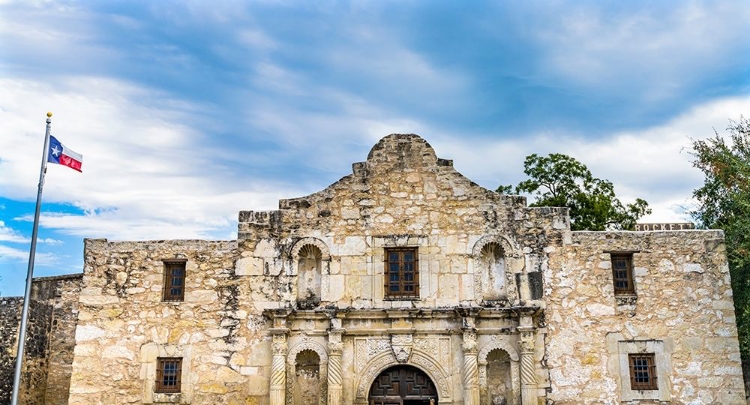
[1,134,746,404]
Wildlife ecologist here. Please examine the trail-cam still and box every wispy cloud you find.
[0,221,27,243]
[0,1,748,296]
[0,244,57,265]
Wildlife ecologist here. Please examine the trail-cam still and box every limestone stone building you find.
[2,134,746,404]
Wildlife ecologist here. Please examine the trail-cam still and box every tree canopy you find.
[498,153,651,231]
[690,117,750,355]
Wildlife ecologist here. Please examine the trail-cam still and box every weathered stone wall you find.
[0,297,23,405]
[36,275,83,405]
[0,274,82,405]
[64,134,747,405]
[67,239,262,404]
[237,135,567,311]
[545,230,746,404]
[69,135,565,404]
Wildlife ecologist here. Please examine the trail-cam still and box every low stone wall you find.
[0,297,23,405]
[0,274,82,405]
[0,296,52,405]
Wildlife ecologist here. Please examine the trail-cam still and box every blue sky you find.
[1,0,749,296]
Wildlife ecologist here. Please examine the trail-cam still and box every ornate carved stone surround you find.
[265,307,541,405]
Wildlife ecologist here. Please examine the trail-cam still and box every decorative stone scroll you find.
[471,235,519,259]
[462,328,480,405]
[271,333,288,405]
[327,331,343,405]
[414,337,451,366]
[478,337,520,363]
[354,338,452,402]
[518,328,537,405]
[290,237,331,275]
[287,336,329,365]
[391,334,413,363]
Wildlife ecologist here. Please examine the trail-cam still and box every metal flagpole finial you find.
[46,112,52,117]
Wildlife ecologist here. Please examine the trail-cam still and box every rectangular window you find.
[163,261,186,301]
[385,248,419,299]
[629,353,657,390]
[155,357,182,393]
[611,254,635,295]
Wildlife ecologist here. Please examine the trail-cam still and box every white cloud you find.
[0,221,64,245]
[39,238,63,245]
[0,221,28,243]
[0,244,57,265]
[533,2,750,98]
[0,77,299,241]
[432,96,750,224]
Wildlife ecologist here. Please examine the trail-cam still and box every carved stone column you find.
[462,317,480,405]
[478,359,488,405]
[271,333,288,405]
[518,316,537,405]
[327,317,344,405]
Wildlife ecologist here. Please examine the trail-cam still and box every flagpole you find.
[11,112,53,405]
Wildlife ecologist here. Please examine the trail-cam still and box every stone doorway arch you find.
[368,365,438,405]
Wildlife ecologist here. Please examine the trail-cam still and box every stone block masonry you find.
[3,133,746,404]
[545,230,745,404]
[0,274,82,405]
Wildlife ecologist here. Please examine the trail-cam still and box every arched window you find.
[297,245,322,308]
[481,242,506,300]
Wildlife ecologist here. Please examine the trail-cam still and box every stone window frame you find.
[155,357,182,393]
[162,259,187,302]
[384,247,420,300]
[608,337,672,402]
[140,343,194,404]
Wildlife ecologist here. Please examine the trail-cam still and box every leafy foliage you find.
[498,153,651,231]
[690,117,750,355]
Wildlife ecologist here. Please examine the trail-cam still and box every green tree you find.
[498,153,651,231]
[690,117,750,358]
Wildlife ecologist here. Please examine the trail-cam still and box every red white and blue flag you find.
[47,135,83,172]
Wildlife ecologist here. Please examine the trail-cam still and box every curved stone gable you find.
[244,134,526,241]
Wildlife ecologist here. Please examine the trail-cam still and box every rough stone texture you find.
[545,231,745,404]
[0,274,82,405]
[67,239,245,405]
[43,134,747,404]
[0,297,23,404]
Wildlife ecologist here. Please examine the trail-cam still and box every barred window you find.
[155,357,182,393]
[629,353,657,390]
[611,254,635,295]
[385,248,419,299]
[163,261,186,301]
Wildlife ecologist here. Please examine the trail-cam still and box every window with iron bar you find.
[162,261,186,301]
[628,353,657,390]
[155,357,182,393]
[384,248,419,299]
[611,254,635,295]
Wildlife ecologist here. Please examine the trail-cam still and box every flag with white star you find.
[47,135,83,172]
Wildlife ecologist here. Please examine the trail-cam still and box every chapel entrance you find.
[368,365,438,405]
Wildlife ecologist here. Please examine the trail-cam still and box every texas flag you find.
[47,135,83,172]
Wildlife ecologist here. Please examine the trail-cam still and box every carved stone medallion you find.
[391,334,413,363]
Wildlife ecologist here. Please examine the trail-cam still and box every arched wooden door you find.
[369,365,438,405]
